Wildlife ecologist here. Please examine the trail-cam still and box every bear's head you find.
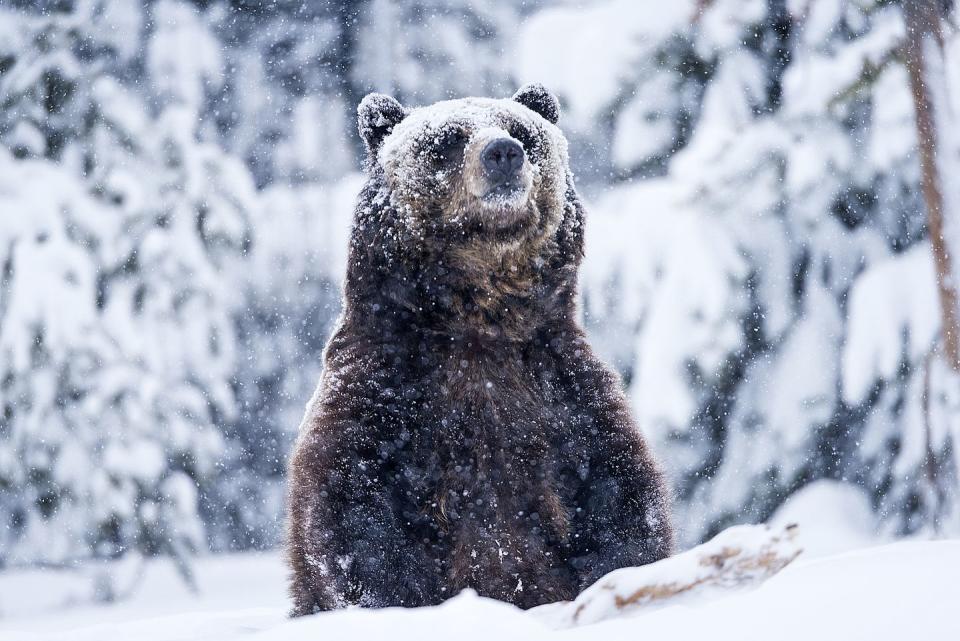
[358,84,573,249]
[350,85,583,337]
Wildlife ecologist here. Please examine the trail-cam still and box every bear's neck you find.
[346,246,577,345]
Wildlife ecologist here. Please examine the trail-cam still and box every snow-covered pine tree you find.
[844,0,960,534]
[521,0,960,544]
[0,0,254,568]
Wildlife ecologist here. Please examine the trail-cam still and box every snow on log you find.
[533,523,801,628]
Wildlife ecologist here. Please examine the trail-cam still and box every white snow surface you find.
[769,480,881,558]
[2,536,957,641]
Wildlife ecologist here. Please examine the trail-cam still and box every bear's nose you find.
[481,138,524,182]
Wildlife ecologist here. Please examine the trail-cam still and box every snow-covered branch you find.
[533,523,801,628]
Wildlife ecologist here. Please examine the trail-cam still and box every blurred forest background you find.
[1,0,960,583]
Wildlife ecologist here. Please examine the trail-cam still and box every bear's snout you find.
[481,138,524,184]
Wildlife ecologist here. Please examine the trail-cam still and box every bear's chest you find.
[384,346,579,534]
[422,345,565,450]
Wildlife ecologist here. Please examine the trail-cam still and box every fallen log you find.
[531,522,801,628]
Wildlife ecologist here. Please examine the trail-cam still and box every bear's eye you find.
[432,129,468,167]
[508,124,539,160]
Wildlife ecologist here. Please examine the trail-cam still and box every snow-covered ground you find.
[2,481,957,641]
[3,540,958,641]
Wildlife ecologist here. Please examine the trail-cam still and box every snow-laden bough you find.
[531,523,802,628]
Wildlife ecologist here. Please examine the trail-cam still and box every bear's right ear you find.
[357,93,407,158]
[513,84,560,125]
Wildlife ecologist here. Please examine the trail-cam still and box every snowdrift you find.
[3,524,958,641]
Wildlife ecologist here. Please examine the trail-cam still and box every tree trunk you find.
[903,0,960,371]
[904,0,959,531]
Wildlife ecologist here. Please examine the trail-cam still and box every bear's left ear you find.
[357,93,407,157]
[513,83,560,125]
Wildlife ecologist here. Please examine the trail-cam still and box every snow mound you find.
[7,528,959,641]
[770,480,881,558]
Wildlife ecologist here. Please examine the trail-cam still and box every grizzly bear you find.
[286,84,672,615]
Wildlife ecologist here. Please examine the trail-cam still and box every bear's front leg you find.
[569,444,673,589]
[553,340,674,590]
[287,423,442,614]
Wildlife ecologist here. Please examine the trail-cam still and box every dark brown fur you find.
[286,89,672,615]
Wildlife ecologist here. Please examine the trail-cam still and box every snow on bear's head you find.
[357,85,570,248]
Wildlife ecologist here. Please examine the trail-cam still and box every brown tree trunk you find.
[903,0,958,530]
[903,0,960,371]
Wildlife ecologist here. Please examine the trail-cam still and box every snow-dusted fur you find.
[286,85,672,615]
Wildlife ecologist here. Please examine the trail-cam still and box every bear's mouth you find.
[483,180,527,203]
[477,180,536,231]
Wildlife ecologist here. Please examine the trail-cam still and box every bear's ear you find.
[512,83,560,125]
[357,93,407,157]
